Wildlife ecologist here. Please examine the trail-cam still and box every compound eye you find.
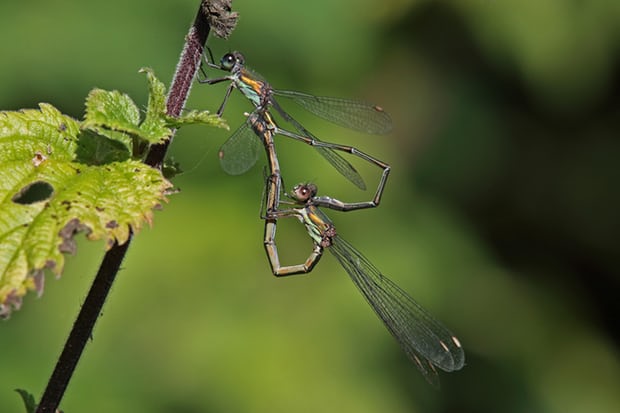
[290,184,305,201]
[220,53,236,70]
[291,183,316,202]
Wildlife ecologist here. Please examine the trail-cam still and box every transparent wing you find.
[274,127,367,191]
[274,89,392,135]
[328,236,465,385]
[218,121,262,175]
[315,145,366,190]
[270,100,366,190]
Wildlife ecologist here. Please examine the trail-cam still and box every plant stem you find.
[34,1,234,411]
[35,239,131,413]
[145,7,210,168]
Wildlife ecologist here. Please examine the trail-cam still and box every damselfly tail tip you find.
[451,335,462,348]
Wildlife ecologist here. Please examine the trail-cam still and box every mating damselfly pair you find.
[198,48,465,385]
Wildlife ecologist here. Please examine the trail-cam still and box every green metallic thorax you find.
[236,68,270,108]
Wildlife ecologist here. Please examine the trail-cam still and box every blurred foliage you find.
[1,0,619,412]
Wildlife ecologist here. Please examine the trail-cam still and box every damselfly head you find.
[291,183,318,203]
[220,51,244,71]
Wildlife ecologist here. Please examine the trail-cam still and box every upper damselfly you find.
[199,50,392,192]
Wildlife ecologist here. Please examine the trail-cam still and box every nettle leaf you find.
[82,68,170,148]
[0,69,226,318]
[0,103,172,318]
[82,68,226,150]
[139,67,170,141]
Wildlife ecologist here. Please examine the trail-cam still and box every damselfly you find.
[263,182,465,386]
[199,49,391,192]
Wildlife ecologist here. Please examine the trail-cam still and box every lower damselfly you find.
[263,182,465,386]
[199,49,391,192]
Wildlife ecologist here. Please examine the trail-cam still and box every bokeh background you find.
[1,0,619,412]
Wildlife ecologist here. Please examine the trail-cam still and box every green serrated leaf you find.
[140,67,167,122]
[0,103,80,162]
[0,104,171,318]
[81,69,227,155]
[137,67,172,144]
[83,88,143,138]
[82,70,174,148]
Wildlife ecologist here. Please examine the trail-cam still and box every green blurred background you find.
[1,0,619,412]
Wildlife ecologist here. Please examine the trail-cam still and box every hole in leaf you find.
[12,181,54,204]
